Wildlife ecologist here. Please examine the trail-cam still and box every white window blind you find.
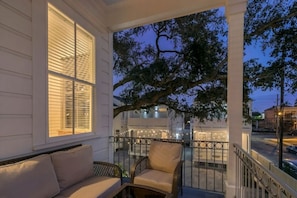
[48,4,95,137]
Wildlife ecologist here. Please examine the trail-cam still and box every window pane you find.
[48,75,73,137]
[74,82,93,133]
[48,5,75,77]
[76,25,95,83]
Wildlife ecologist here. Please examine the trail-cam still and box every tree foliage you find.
[113,9,229,119]
[245,0,297,94]
[113,0,296,119]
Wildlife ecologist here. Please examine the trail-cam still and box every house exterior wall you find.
[113,97,128,136]
[0,0,114,162]
[127,105,184,139]
[264,107,277,130]
[191,118,252,164]
[0,0,34,159]
[111,104,184,155]
[127,106,184,156]
[264,106,297,132]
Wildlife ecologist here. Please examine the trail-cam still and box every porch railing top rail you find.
[110,136,229,143]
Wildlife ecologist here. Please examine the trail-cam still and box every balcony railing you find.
[110,136,227,194]
[109,136,297,197]
[234,143,297,198]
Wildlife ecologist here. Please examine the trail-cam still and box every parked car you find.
[288,130,297,136]
[286,145,297,154]
[283,159,297,179]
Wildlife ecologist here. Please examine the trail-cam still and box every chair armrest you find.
[130,156,149,183]
[93,161,123,184]
[172,160,183,198]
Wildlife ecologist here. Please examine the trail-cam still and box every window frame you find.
[32,0,101,150]
[48,4,95,137]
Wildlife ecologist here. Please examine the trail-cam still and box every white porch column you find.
[225,0,247,197]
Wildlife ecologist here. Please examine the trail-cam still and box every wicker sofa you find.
[0,145,122,198]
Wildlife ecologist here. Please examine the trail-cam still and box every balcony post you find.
[225,0,247,197]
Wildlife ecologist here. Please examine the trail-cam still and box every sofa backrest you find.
[0,144,95,198]
[0,144,82,166]
[0,154,60,198]
[50,144,94,190]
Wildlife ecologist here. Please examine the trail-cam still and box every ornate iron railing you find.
[110,136,227,194]
[234,143,297,198]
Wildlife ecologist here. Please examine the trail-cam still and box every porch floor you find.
[122,178,224,198]
[179,187,224,198]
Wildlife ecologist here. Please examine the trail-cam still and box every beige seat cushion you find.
[134,169,173,193]
[51,145,93,190]
[0,154,60,198]
[148,141,182,173]
[54,176,121,198]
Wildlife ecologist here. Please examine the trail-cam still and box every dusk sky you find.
[245,44,296,113]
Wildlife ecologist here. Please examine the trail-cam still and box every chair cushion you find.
[54,176,121,198]
[0,154,60,198]
[134,169,173,193]
[51,145,93,190]
[148,141,182,173]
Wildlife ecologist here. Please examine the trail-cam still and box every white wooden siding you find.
[0,0,33,159]
[0,0,113,162]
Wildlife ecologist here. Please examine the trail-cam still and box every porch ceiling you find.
[102,0,225,31]
[65,0,225,32]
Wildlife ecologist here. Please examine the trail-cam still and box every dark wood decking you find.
[122,178,224,198]
[179,187,224,198]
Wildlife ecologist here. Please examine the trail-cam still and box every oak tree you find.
[113,9,229,119]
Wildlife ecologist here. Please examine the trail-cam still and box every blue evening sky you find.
[245,44,296,113]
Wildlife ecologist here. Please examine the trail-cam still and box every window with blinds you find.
[48,4,95,137]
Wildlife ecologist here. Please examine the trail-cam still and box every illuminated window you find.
[48,4,95,137]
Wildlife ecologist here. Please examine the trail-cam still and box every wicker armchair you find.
[130,141,183,198]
